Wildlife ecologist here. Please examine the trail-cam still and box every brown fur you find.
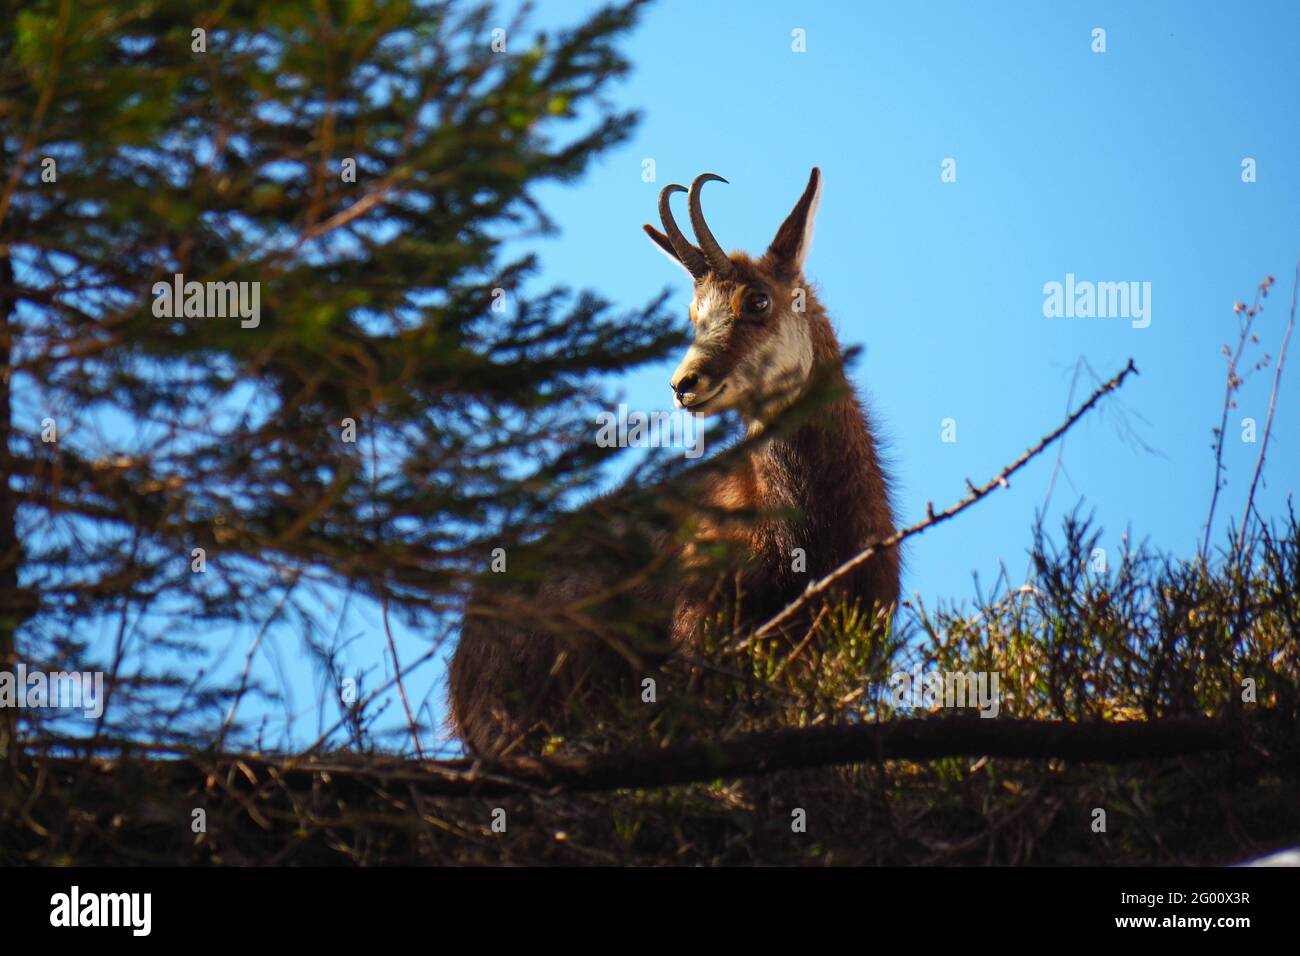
[450,169,899,756]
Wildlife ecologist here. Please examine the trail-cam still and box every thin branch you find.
[750,359,1139,643]
[1237,261,1298,556]
[1039,356,1091,518]
[214,571,302,752]
[285,634,448,767]
[380,594,424,758]
[1204,276,1275,556]
[368,417,426,759]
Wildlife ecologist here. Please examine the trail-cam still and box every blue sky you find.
[48,1,1300,756]
[524,0,1300,606]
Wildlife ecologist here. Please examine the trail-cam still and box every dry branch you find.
[751,359,1140,642]
[1238,262,1298,554]
[53,715,1234,801]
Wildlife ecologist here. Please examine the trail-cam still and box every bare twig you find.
[214,571,302,752]
[381,593,425,758]
[367,420,425,758]
[286,633,448,767]
[1039,356,1090,518]
[750,360,1139,643]
[1204,276,1275,556]
[1237,261,1298,556]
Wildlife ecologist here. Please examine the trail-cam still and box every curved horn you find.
[688,173,733,276]
[658,184,709,278]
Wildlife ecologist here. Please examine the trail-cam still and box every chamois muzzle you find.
[670,365,725,412]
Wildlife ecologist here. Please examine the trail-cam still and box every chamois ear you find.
[766,167,822,278]
[643,223,701,278]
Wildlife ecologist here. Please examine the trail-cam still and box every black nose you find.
[673,373,698,395]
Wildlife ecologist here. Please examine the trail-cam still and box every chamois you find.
[450,167,899,756]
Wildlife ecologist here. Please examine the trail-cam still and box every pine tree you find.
[0,0,675,757]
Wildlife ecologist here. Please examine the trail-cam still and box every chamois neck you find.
[745,348,895,563]
[760,379,871,495]
[741,295,895,550]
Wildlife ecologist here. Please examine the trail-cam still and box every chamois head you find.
[645,167,825,423]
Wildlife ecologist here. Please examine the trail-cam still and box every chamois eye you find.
[746,292,770,313]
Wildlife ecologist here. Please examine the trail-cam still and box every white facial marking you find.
[737,312,813,408]
[690,286,731,344]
